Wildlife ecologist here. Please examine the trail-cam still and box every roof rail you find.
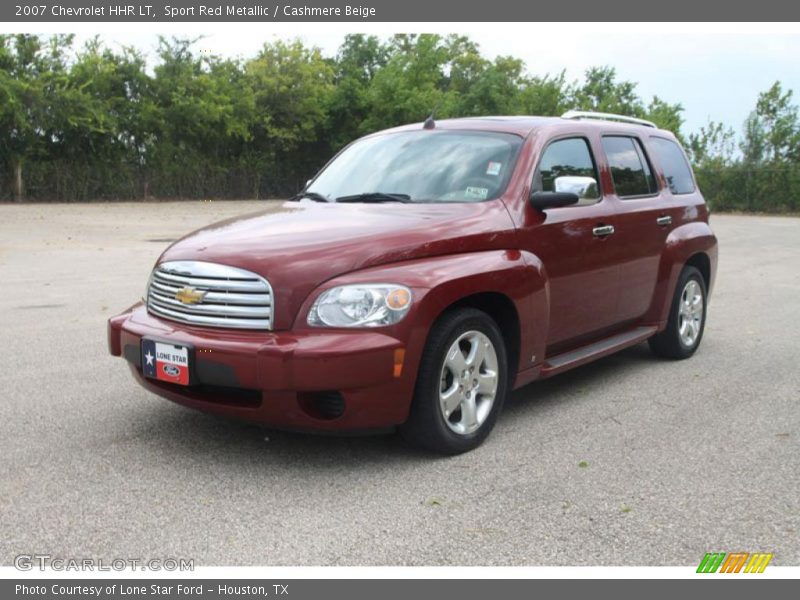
[561,110,657,129]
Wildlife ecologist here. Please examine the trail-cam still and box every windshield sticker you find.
[486,161,502,176]
[465,186,489,199]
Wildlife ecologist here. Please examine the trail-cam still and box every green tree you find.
[0,34,70,201]
[688,120,736,166]
[1,33,796,211]
[244,40,334,194]
[328,34,389,148]
[443,35,526,115]
[741,112,767,164]
[453,54,526,116]
[150,37,255,197]
[569,67,684,139]
[645,96,685,141]
[363,34,456,131]
[44,38,148,199]
[571,66,644,115]
[735,82,800,212]
[741,82,800,164]
[518,72,572,116]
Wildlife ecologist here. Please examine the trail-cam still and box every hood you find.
[159,200,517,329]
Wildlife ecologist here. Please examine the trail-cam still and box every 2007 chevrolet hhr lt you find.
[108,111,718,454]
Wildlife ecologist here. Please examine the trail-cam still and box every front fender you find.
[647,221,719,325]
[293,249,548,396]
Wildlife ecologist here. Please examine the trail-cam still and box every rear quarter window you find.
[650,137,696,194]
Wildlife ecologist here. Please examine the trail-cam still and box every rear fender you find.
[646,221,718,325]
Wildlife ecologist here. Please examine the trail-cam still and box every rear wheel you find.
[400,308,508,455]
[649,265,707,359]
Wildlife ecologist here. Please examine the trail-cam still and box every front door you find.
[519,136,620,351]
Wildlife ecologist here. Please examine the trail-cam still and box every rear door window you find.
[650,137,696,194]
[602,136,658,198]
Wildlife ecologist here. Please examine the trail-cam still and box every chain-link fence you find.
[0,155,323,202]
[4,160,800,212]
[695,166,800,213]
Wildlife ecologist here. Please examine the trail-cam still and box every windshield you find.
[306,130,523,203]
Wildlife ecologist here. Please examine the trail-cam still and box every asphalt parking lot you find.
[0,201,798,566]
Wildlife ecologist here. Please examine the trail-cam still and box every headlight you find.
[307,284,413,328]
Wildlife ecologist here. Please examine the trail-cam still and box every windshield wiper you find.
[289,191,330,203]
[335,192,412,204]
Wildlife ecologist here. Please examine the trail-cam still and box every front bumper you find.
[108,303,418,431]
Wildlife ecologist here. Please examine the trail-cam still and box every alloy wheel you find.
[678,279,704,347]
[438,330,499,435]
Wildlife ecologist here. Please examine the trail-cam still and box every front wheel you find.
[649,265,707,359]
[399,308,508,455]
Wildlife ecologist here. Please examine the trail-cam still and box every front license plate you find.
[141,339,191,386]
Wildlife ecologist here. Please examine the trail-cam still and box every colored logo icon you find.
[697,552,773,573]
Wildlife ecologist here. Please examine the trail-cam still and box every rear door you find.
[600,135,670,325]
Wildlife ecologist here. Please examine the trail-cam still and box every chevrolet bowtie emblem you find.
[174,286,207,305]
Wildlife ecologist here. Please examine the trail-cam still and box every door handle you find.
[656,215,672,226]
[592,224,615,238]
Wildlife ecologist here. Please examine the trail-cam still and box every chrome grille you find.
[147,261,273,330]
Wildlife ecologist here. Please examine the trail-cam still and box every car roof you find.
[381,115,675,139]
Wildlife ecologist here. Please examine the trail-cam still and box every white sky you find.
[13,22,800,138]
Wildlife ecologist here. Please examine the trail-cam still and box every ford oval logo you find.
[162,364,180,377]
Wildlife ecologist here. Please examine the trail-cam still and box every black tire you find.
[399,307,508,455]
[649,265,707,359]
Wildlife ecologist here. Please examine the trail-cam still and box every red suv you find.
[108,111,718,454]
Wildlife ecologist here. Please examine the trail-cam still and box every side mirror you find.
[530,190,579,210]
[554,176,598,200]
